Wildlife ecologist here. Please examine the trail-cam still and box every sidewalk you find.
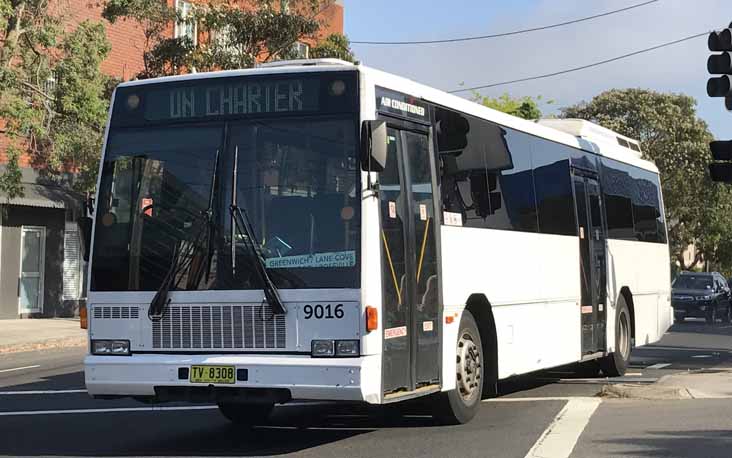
[0,319,87,354]
[601,368,732,399]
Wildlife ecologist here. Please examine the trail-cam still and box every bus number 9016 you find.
[303,304,344,320]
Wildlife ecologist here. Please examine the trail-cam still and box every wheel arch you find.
[464,293,498,398]
[619,286,636,344]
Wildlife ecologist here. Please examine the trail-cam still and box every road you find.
[2,319,732,458]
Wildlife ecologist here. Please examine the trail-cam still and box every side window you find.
[601,159,666,244]
[497,129,537,232]
[532,141,576,236]
[602,160,636,240]
[436,108,537,232]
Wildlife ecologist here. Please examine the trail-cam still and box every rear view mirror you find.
[79,216,93,262]
[360,120,388,172]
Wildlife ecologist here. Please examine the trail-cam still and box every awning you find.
[1,183,77,209]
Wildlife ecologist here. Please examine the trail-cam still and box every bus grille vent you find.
[151,305,286,350]
[93,306,140,320]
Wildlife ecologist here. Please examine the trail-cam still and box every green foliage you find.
[561,89,729,270]
[310,33,354,62]
[103,0,346,78]
[0,6,111,198]
[473,92,552,120]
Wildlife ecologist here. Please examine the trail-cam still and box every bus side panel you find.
[440,226,581,383]
[605,239,671,351]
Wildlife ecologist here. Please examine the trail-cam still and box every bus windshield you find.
[91,115,360,292]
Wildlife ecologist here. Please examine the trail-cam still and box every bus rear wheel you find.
[435,310,483,425]
[217,402,274,426]
[599,297,631,377]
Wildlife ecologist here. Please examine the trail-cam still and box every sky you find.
[344,0,732,140]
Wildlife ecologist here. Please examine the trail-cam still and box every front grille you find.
[152,305,286,350]
[93,306,140,320]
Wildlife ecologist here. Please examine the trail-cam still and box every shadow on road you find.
[594,429,732,458]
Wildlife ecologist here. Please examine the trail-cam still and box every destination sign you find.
[143,78,320,121]
[110,72,358,127]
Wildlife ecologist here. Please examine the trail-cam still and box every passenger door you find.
[379,124,440,397]
[573,173,607,354]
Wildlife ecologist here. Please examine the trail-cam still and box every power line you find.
[449,31,710,93]
[351,0,659,45]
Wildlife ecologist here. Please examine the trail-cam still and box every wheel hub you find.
[456,332,481,402]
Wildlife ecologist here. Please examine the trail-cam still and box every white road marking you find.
[645,363,671,370]
[524,397,601,458]
[0,405,219,417]
[0,365,40,374]
[0,389,87,396]
[692,355,713,359]
[485,396,594,403]
[624,372,644,376]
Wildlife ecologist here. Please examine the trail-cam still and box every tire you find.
[723,305,731,324]
[706,306,717,325]
[599,296,632,378]
[217,402,274,426]
[434,310,483,425]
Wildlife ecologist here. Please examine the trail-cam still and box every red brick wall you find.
[1,0,344,167]
[69,1,147,79]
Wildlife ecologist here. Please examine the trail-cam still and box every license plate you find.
[189,365,236,384]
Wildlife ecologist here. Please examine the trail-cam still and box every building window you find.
[175,0,196,44]
[292,42,309,59]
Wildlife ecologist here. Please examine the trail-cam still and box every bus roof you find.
[116,59,658,174]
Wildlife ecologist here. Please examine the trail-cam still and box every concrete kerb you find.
[0,336,87,355]
[0,319,87,355]
[599,368,732,400]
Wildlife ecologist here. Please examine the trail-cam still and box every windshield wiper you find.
[230,145,287,315]
[148,149,221,320]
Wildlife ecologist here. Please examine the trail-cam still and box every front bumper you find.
[85,353,370,402]
[672,301,713,318]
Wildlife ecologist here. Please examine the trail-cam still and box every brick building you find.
[0,0,344,319]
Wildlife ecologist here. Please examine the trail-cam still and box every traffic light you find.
[709,140,732,183]
[708,25,732,108]
[708,25,732,182]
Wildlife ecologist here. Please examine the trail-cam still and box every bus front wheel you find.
[217,402,274,426]
[599,297,631,377]
[435,309,483,424]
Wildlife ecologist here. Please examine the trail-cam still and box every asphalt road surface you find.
[2,318,732,458]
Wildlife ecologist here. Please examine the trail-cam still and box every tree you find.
[310,33,354,62]
[561,89,732,270]
[0,0,111,198]
[102,0,347,79]
[472,92,552,120]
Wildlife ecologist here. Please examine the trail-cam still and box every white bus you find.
[84,59,671,424]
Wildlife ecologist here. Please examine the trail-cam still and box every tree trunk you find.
[0,2,26,72]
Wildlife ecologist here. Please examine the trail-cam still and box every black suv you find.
[672,272,731,324]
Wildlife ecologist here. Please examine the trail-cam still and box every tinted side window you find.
[631,170,662,243]
[601,158,666,243]
[601,160,636,240]
[436,108,537,232]
[532,140,576,236]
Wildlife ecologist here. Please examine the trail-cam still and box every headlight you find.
[92,339,130,356]
[311,340,335,357]
[335,340,360,356]
[696,295,713,301]
[311,339,360,357]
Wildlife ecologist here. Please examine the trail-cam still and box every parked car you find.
[672,272,731,324]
